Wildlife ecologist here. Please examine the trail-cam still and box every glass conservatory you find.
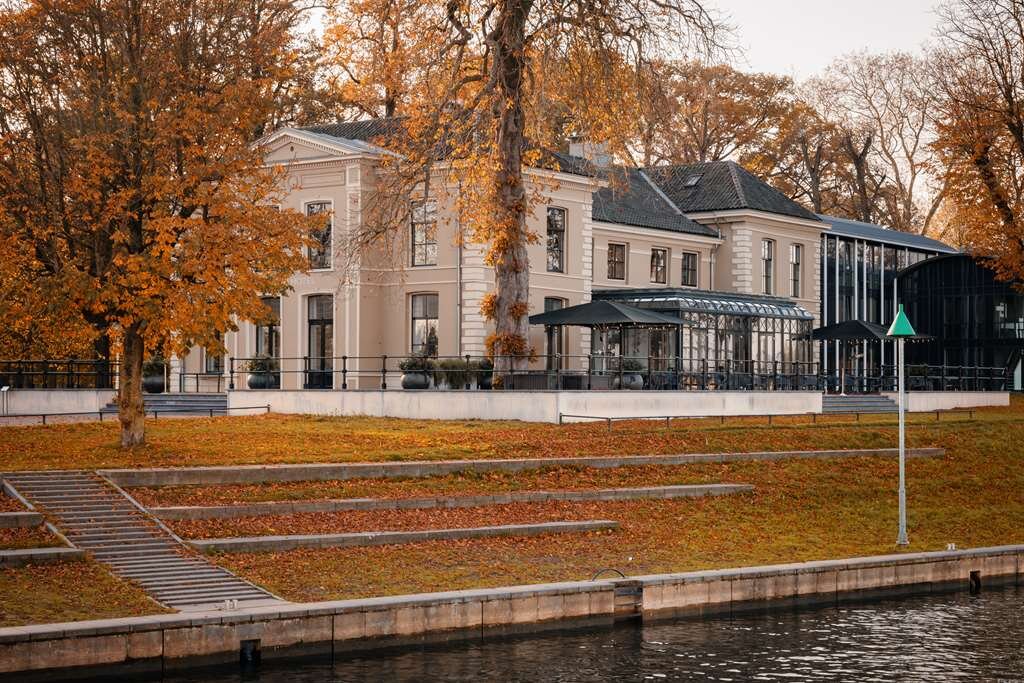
[591,289,815,376]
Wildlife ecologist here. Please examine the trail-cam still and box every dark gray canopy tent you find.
[800,319,888,341]
[528,300,684,327]
[798,319,933,393]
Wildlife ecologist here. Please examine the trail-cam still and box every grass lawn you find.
[0,561,170,627]
[211,427,1024,601]
[0,527,64,550]
[0,405,1013,471]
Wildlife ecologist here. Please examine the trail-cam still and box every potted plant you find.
[613,358,645,390]
[142,357,166,394]
[244,355,280,389]
[433,358,471,389]
[399,354,433,389]
[473,357,494,390]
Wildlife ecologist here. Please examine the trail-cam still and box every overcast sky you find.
[721,0,941,80]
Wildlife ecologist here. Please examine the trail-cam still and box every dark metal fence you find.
[0,357,1006,393]
[225,355,1009,393]
[0,359,119,389]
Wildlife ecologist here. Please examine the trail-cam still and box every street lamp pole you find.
[896,336,908,546]
[887,304,915,548]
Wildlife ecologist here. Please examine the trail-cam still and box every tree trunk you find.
[93,333,112,389]
[489,0,531,374]
[118,325,145,447]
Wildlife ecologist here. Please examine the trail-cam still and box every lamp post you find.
[887,304,916,547]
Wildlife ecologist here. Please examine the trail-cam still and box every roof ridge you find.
[637,169,683,215]
[726,160,747,207]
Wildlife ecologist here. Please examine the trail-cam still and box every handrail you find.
[559,408,979,430]
[0,404,271,426]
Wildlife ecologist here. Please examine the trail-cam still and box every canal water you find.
[94,585,1024,681]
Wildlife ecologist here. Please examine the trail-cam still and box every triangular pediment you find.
[259,127,384,164]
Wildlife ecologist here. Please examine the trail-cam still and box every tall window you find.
[681,252,698,287]
[546,207,566,272]
[411,199,437,266]
[255,296,280,358]
[762,239,775,294]
[544,297,566,370]
[306,295,333,388]
[790,244,803,298]
[607,243,626,280]
[307,202,332,269]
[204,350,223,374]
[411,293,439,355]
[650,248,667,284]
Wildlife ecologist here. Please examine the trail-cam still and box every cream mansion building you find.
[172,120,855,391]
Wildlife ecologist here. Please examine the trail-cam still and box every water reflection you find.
[140,585,1024,681]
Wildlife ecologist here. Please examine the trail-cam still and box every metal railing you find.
[0,356,1006,394]
[226,354,1007,393]
[0,404,270,426]
[177,372,227,393]
[0,359,120,389]
[826,364,1007,393]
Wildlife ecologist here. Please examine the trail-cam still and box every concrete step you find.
[144,578,250,591]
[5,470,277,608]
[153,587,269,602]
[76,540,177,551]
[132,569,233,582]
[168,590,271,604]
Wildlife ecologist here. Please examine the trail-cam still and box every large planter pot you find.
[612,373,644,390]
[401,372,430,390]
[247,372,280,390]
[477,375,493,390]
[142,374,165,394]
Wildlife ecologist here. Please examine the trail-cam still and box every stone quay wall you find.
[1,544,1020,677]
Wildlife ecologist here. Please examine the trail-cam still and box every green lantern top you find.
[887,304,917,338]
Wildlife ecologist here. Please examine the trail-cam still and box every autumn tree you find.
[744,99,842,215]
[0,0,315,446]
[931,0,1024,279]
[329,0,722,374]
[817,52,945,233]
[322,0,446,119]
[631,60,792,167]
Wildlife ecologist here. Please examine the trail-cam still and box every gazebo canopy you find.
[799,319,933,342]
[528,300,683,327]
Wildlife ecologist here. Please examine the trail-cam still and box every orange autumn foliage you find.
[0,0,319,445]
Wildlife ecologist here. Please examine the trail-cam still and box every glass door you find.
[306,295,333,388]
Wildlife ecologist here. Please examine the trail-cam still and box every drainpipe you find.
[457,180,464,355]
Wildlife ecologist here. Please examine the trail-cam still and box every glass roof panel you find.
[594,289,814,321]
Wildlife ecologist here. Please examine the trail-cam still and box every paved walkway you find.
[2,471,281,611]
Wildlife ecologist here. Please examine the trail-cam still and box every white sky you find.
[720,0,941,80]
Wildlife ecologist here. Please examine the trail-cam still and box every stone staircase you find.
[100,392,228,417]
[1,471,279,610]
[822,394,898,414]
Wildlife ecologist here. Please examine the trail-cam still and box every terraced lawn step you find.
[189,520,621,553]
[104,448,945,487]
[153,483,754,520]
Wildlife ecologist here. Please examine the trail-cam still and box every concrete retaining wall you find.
[104,448,943,487]
[0,547,84,568]
[0,544,1019,676]
[229,389,822,423]
[152,484,753,520]
[0,512,43,529]
[0,390,115,417]
[881,391,1010,412]
[189,520,619,553]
